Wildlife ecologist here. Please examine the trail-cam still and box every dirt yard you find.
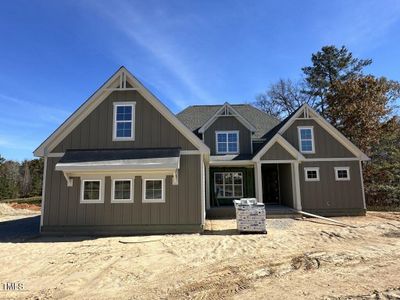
[0,205,399,300]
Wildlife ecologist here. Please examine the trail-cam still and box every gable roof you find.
[254,103,369,161]
[177,104,280,138]
[34,67,209,157]
[253,134,305,161]
[197,102,257,133]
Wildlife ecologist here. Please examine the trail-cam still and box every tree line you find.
[0,46,398,208]
[0,155,43,200]
[255,45,400,207]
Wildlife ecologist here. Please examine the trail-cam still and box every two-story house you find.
[34,67,369,234]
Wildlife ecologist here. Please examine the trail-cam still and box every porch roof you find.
[55,148,181,184]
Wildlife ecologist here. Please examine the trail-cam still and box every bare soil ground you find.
[0,206,399,299]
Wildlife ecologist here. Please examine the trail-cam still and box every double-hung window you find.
[143,178,165,203]
[112,179,134,203]
[113,102,135,141]
[216,131,239,154]
[298,126,315,153]
[335,167,350,181]
[304,167,320,182]
[80,179,104,203]
[214,172,243,198]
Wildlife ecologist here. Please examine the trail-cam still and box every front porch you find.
[206,161,302,219]
[206,205,301,219]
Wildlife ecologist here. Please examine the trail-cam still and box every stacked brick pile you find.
[234,199,266,233]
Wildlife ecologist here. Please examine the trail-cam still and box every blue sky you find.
[1,0,400,161]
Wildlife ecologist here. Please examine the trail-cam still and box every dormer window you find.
[298,126,315,153]
[216,131,239,154]
[113,102,136,141]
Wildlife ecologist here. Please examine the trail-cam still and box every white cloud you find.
[316,1,400,52]
[86,1,214,107]
[0,93,70,125]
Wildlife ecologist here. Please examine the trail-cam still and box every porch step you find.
[206,205,301,219]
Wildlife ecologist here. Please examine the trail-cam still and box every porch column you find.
[255,162,263,202]
[205,162,210,209]
[293,162,302,210]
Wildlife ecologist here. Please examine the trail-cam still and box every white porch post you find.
[293,162,302,210]
[255,162,263,202]
[205,162,210,209]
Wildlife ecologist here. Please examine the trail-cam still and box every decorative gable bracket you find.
[198,102,257,134]
[105,70,138,91]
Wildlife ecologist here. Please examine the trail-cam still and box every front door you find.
[261,164,280,204]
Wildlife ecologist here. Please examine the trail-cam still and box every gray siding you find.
[52,90,196,152]
[299,161,365,215]
[204,116,252,155]
[261,143,295,161]
[278,164,293,207]
[43,155,202,231]
[283,119,355,158]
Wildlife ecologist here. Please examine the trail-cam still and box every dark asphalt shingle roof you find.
[176,104,280,139]
[252,105,303,156]
[59,148,181,163]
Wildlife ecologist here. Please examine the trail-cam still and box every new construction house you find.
[34,67,369,234]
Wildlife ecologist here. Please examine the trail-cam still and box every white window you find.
[304,167,320,182]
[335,167,350,181]
[113,102,136,141]
[214,172,243,198]
[111,178,134,203]
[298,126,315,153]
[143,178,165,203]
[216,131,239,154]
[80,179,104,203]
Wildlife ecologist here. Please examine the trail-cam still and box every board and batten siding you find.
[260,143,295,161]
[42,155,202,232]
[204,116,252,155]
[52,90,196,152]
[282,119,355,158]
[299,161,365,216]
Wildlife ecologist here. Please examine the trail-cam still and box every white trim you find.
[214,172,244,199]
[256,162,263,202]
[40,157,47,229]
[298,126,315,154]
[142,177,165,203]
[111,178,134,203]
[334,167,350,181]
[181,150,201,155]
[198,102,256,134]
[260,160,297,164]
[277,104,369,161]
[293,162,302,210]
[55,157,180,173]
[209,160,254,166]
[112,102,136,141]
[359,161,367,209]
[215,130,240,154]
[205,162,210,210]
[80,177,105,204]
[200,154,206,225]
[105,88,139,91]
[304,167,320,182]
[47,152,64,157]
[34,67,209,157]
[66,170,175,178]
[253,134,306,162]
[304,157,360,162]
